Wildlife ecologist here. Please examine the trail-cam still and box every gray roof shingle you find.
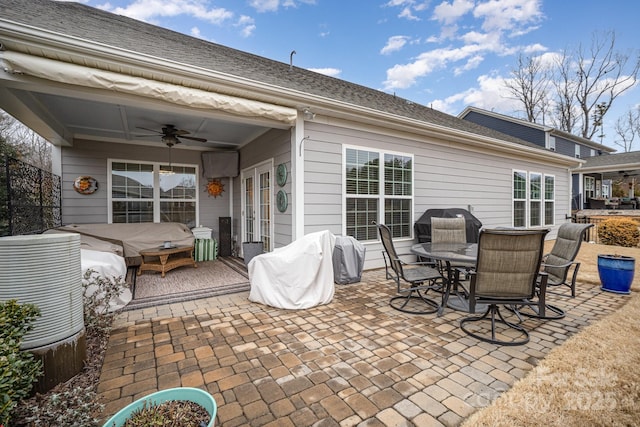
[0,0,552,150]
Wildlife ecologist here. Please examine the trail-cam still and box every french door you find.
[242,162,273,253]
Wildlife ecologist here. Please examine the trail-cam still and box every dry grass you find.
[462,241,640,426]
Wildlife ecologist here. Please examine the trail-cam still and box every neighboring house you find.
[458,107,640,209]
[0,0,581,270]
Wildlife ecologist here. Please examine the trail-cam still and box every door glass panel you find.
[259,171,271,252]
[245,176,254,242]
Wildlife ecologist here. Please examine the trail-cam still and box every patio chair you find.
[430,216,474,284]
[377,223,445,314]
[515,222,594,319]
[430,216,467,244]
[460,228,549,346]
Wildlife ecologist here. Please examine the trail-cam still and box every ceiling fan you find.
[136,124,207,147]
[619,170,640,178]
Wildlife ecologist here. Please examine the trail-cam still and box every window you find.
[575,145,581,158]
[548,136,556,151]
[345,147,413,240]
[584,176,595,202]
[109,160,198,226]
[513,171,554,228]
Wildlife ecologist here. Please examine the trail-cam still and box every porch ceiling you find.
[0,81,288,151]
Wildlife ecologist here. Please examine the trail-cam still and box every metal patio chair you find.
[515,222,594,319]
[460,228,549,346]
[377,223,445,314]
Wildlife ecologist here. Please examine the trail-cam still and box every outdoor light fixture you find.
[302,107,316,120]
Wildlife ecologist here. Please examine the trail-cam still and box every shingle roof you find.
[582,151,640,168]
[1,0,546,150]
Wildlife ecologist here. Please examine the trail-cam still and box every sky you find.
[67,0,639,150]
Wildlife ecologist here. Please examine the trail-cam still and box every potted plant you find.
[598,254,635,294]
[102,387,217,427]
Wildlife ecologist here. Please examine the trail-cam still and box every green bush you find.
[598,218,640,247]
[11,270,127,426]
[0,300,42,426]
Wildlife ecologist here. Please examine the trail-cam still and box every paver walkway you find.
[97,268,628,426]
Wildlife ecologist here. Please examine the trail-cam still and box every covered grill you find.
[414,208,483,243]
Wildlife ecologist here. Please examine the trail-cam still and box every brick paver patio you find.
[97,268,628,426]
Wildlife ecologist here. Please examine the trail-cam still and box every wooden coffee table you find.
[138,245,196,278]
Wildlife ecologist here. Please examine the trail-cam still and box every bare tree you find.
[0,110,51,170]
[613,107,640,152]
[505,30,640,141]
[574,31,640,139]
[504,54,552,123]
[550,49,580,134]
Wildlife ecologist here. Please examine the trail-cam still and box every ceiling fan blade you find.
[178,135,208,142]
[136,126,162,134]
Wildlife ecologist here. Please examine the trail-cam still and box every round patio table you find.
[411,242,486,315]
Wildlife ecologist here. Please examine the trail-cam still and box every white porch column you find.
[291,113,305,240]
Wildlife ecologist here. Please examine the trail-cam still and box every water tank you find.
[0,233,86,391]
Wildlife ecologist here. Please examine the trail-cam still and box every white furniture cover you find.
[248,230,336,309]
[81,249,132,312]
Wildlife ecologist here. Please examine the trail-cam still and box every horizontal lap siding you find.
[303,122,571,270]
[61,140,228,239]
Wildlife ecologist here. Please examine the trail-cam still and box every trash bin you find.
[243,241,264,268]
[333,235,366,284]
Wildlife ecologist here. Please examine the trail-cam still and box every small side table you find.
[138,245,196,278]
[195,238,217,261]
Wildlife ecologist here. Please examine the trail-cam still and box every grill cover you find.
[414,208,483,243]
[333,235,366,285]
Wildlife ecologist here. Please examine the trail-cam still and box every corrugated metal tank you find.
[0,232,86,392]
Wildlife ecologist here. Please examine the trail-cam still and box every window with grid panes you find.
[110,160,197,226]
[512,170,555,228]
[529,173,542,227]
[513,170,527,227]
[544,175,555,225]
[345,148,413,240]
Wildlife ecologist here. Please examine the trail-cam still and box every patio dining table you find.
[411,242,486,316]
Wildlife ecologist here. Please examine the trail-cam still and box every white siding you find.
[302,121,571,270]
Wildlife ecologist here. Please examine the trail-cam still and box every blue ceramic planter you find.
[102,387,217,427]
[597,254,635,294]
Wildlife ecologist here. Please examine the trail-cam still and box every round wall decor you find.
[276,163,287,187]
[277,189,288,212]
[73,176,98,195]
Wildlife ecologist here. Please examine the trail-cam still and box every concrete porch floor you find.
[97,268,628,426]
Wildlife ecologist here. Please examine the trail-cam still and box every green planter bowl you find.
[102,387,217,427]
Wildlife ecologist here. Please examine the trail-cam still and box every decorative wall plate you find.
[277,189,288,212]
[276,163,287,187]
[73,176,98,195]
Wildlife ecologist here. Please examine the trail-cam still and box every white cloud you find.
[101,0,233,25]
[432,0,474,25]
[474,0,543,35]
[237,15,256,37]
[430,73,520,115]
[381,36,410,55]
[385,0,429,21]
[249,0,316,13]
[307,67,342,77]
[383,0,545,91]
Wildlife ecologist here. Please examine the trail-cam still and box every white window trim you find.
[548,136,556,151]
[512,169,555,228]
[544,174,556,226]
[342,145,414,241]
[529,171,543,227]
[575,145,581,158]
[107,158,199,224]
